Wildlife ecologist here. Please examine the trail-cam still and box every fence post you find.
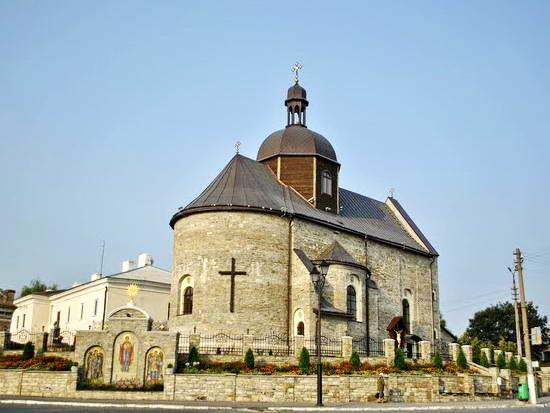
[493,349,503,364]
[504,351,513,364]
[341,336,353,359]
[33,333,48,353]
[449,343,460,362]
[189,333,200,353]
[461,345,473,363]
[294,335,305,359]
[419,340,432,361]
[383,339,395,366]
[0,331,8,351]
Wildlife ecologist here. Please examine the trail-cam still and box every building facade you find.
[0,289,16,331]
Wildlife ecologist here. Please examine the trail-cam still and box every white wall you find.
[10,297,50,333]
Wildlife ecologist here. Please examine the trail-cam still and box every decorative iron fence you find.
[305,335,342,357]
[436,342,452,360]
[5,330,33,350]
[177,333,190,355]
[405,345,421,359]
[352,336,384,357]
[199,333,243,355]
[252,334,294,356]
[47,330,75,352]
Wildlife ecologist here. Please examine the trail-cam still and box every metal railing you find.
[305,335,342,357]
[47,330,75,352]
[352,336,384,357]
[252,334,294,356]
[199,333,243,355]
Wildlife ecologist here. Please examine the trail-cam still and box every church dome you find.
[257,125,338,163]
[287,83,307,100]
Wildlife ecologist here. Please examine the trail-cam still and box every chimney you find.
[137,253,153,267]
[122,260,135,272]
[90,273,101,281]
[5,290,15,304]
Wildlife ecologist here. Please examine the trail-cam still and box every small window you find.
[321,170,332,196]
[347,286,357,319]
[67,307,71,323]
[183,287,193,315]
[80,303,84,320]
[297,321,305,336]
[402,299,410,332]
[16,315,19,330]
[94,299,99,316]
[22,314,26,328]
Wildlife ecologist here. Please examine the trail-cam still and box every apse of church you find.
[168,75,440,344]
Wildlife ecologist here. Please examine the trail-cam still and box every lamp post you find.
[310,260,330,407]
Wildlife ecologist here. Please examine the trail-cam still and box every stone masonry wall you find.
[0,370,77,397]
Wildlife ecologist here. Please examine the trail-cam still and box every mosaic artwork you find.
[145,347,164,385]
[85,346,104,382]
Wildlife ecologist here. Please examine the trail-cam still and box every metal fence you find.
[352,336,384,357]
[405,345,421,359]
[47,330,75,352]
[199,333,243,355]
[252,334,294,356]
[305,335,342,357]
[436,342,452,360]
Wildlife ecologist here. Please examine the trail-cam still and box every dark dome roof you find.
[257,125,338,163]
[287,83,307,100]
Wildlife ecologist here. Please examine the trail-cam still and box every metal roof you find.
[316,241,364,268]
[170,154,435,256]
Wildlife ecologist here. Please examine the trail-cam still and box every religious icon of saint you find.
[86,347,104,381]
[146,348,163,384]
[118,335,134,372]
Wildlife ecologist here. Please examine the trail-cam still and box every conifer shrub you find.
[496,352,506,369]
[508,357,518,371]
[394,348,407,370]
[479,352,490,368]
[298,347,310,373]
[22,342,35,361]
[457,348,468,369]
[188,346,200,364]
[518,358,527,372]
[432,351,443,370]
[350,351,361,370]
[244,348,255,369]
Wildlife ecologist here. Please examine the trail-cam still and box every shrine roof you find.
[316,241,365,269]
[170,154,436,256]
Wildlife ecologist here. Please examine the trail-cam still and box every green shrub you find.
[508,357,518,371]
[496,352,506,369]
[244,348,255,369]
[22,342,35,360]
[298,347,310,373]
[350,351,361,370]
[432,351,443,370]
[394,348,407,370]
[518,358,527,372]
[457,348,468,369]
[479,352,490,368]
[188,346,200,364]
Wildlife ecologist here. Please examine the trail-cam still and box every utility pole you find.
[514,248,537,404]
[508,267,523,357]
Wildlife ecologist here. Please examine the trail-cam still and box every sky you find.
[1,1,549,335]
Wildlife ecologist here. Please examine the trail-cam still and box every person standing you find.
[376,373,386,403]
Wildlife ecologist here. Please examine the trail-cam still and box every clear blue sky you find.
[1,1,548,335]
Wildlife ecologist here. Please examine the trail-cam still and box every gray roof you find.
[171,154,435,256]
[257,125,338,163]
[316,241,364,268]
[110,265,171,284]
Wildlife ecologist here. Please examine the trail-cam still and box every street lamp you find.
[310,260,329,407]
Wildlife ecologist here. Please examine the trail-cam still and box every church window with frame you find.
[321,170,332,196]
[346,286,356,319]
[402,299,411,332]
[183,287,193,315]
[297,321,305,336]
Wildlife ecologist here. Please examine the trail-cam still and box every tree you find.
[22,342,35,360]
[457,348,468,369]
[518,358,527,372]
[244,348,255,369]
[298,347,310,373]
[350,351,361,370]
[463,301,548,351]
[508,357,518,371]
[433,352,443,370]
[479,352,490,368]
[394,348,407,370]
[496,352,506,369]
[188,346,199,364]
[20,279,58,298]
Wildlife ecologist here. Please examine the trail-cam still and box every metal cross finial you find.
[292,62,303,84]
[389,187,395,198]
[235,141,241,154]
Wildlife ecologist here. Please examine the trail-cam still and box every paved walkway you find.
[1,396,549,411]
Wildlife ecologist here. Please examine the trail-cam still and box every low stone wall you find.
[0,370,77,397]
[199,354,387,367]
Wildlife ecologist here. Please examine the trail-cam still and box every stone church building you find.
[168,79,441,346]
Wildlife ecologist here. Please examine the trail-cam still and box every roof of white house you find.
[109,265,170,284]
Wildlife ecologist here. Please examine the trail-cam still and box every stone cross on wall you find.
[219,258,247,313]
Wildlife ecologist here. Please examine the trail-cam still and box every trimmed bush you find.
[496,352,506,369]
[22,342,35,361]
[479,352,490,368]
[508,357,518,371]
[457,348,468,369]
[244,348,255,369]
[394,348,406,370]
[518,358,527,372]
[188,346,200,364]
[350,351,361,370]
[432,351,443,370]
[298,347,310,373]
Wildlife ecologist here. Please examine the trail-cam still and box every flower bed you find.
[77,378,163,392]
[0,355,76,371]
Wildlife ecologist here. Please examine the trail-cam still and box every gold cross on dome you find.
[235,141,241,154]
[292,62,303,83]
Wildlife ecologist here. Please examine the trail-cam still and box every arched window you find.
[183,287,193,315]
[346,286,356,319]
[402,299,410,332]
[297,321,304,336]
[321,170,332,196]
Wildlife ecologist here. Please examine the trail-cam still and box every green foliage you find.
[394,348,407,370]
[244,348,255,369]
[508,357,518,371]
[440,319,447,329]
[479,352,490,368]
[432,351,443,370]
[457,348,468,369]
[496,352,506,369]
[298,347,310,373]
[21,342,35,360]
[350,351,361,370]
[518,358,527,372]
[20,279,58,298]
[188,346,199,364]
[497,336,516,353]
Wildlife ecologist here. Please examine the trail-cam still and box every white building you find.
[10,254,170,338]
